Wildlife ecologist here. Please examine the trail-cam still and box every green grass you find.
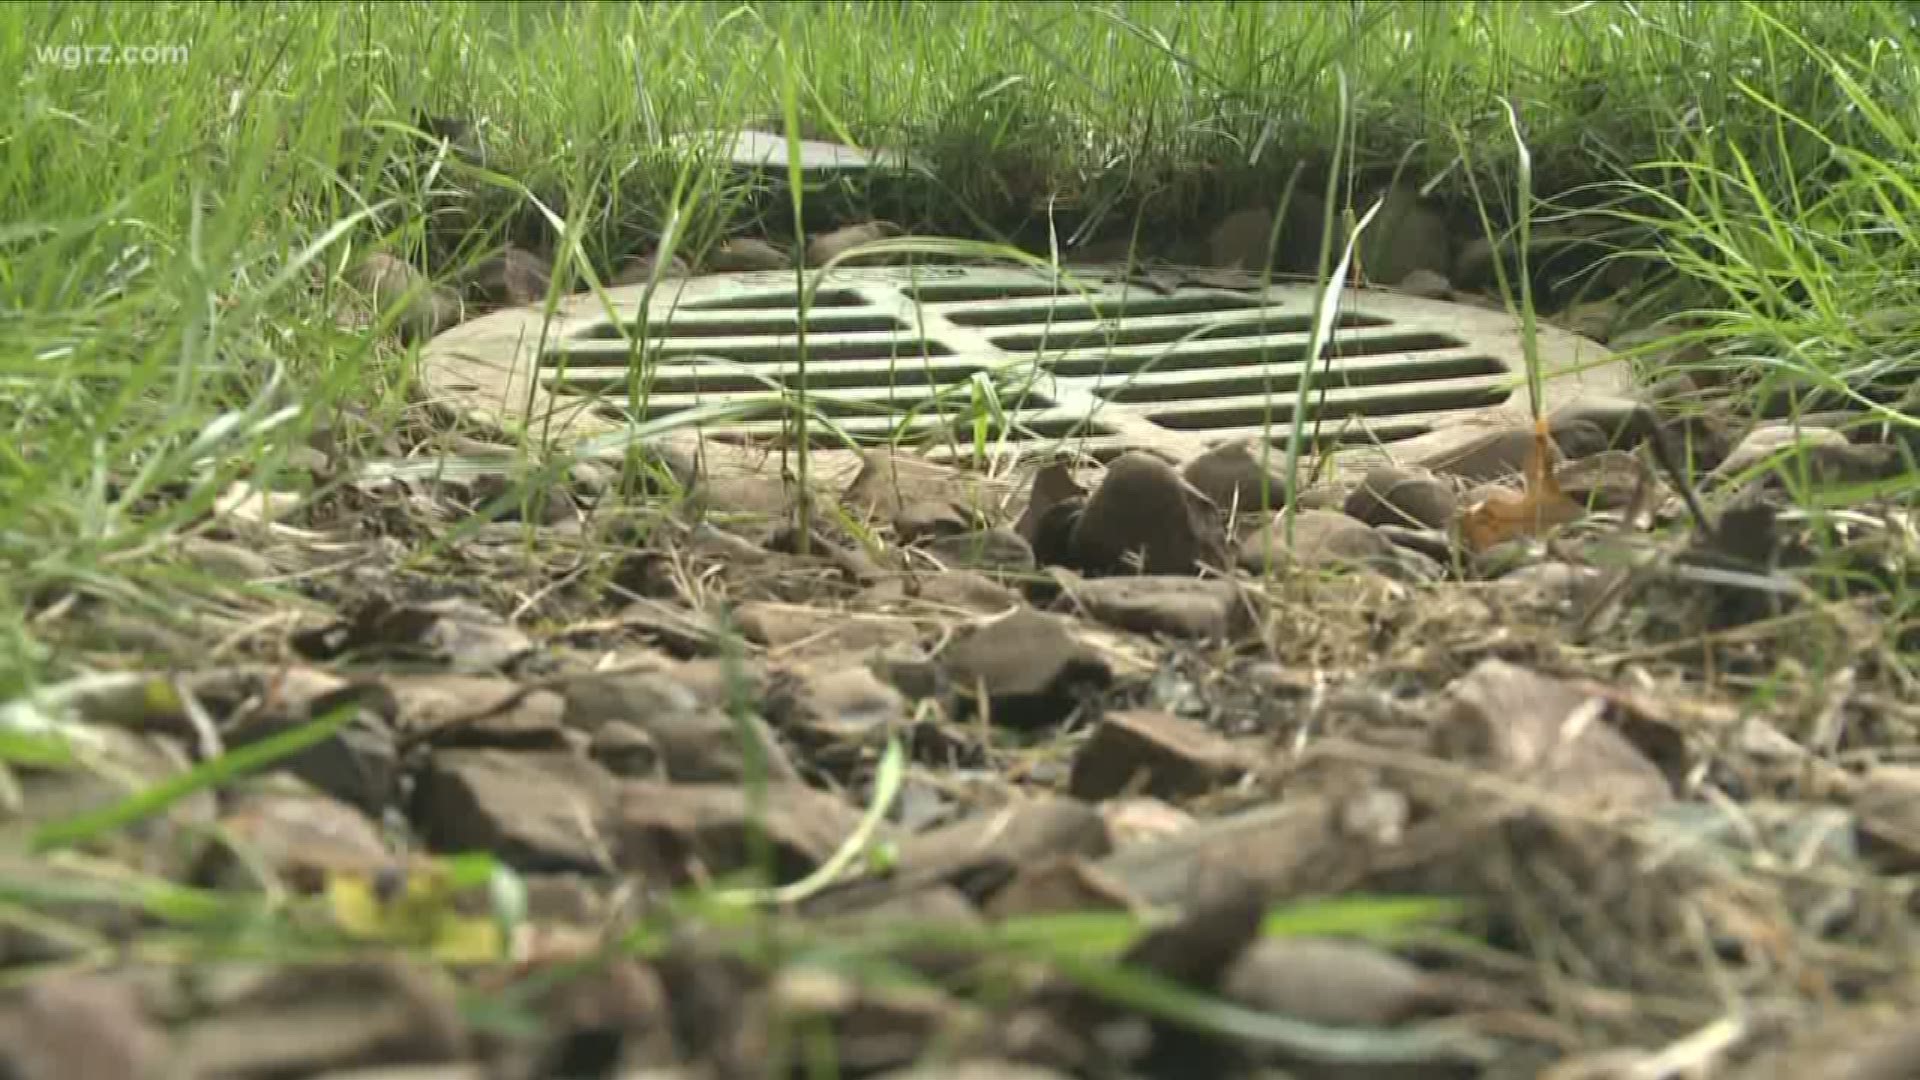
[4,0,1920,1065]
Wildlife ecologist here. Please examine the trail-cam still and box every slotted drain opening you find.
[1048,329,1470,378]
[421,264,1628,479]
[988,310,1392,352]
[942,291,1272,327]
[1093,351,1507,403]
[576,311,908,338]
[679,288,869,311]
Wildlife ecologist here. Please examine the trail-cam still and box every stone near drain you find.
[387,674,570,751]
[938,608,1112,728]
[611,780,876,887]
[855,569,1022,616]
[705,236,792,272]
[1851,765,1920,873]
[1052,575,1253,641]
[1433,659,1672,813]
[171,961,468,1079]
[1359,182,1452,286]
[922,528,1036,577]
[556,669,798,783]
[612,251,690,286]
[1069,452,1230,577]
[1395,268,1454,299]
[587,720,663,779]
[807,221,906,267]
[464,245,551,306]
[0,973,166,1080]
[1069,710,1252,803]
[763,662,910,753]
[885,795,1112,900]
[894,499,975,542]
[1342,464,1456,530]
[1180,440,1288,514]
[346,253,463,344]
[1235,508,1395,575]
[1223,936,1449,1029]
[209,780,396,892]
[411,750,618,873]
[1094,798,1338,908]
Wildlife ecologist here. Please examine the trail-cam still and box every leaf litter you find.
[8,247,1920,1080]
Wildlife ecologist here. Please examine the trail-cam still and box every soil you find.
[6,132,1920,1080]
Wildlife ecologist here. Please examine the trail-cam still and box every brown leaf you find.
[1457,417,1584,553]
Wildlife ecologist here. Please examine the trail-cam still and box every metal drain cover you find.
[420,264,1629,482]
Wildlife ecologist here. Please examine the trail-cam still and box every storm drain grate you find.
[420,264,1628,478]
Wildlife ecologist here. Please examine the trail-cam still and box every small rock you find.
[705,236,791,272]
[214,672,398,818]
[0,973,166,1080]
[888,796,1111,899]
[856,570,1022,616]
[1359,182,1451,286]
[346,253,463,343]
[1375,524,1455,565]
[1179,440,1288,514]
[1556,449,1655,511]
[1094,799,1337,907]
[1069,710,1251,802]
[1433,659,1672,812]
[387,675,570,751]
[558,670,797,783]
[1102,797,1197,848]
[465,245,551,306]
[1555,296,1622,342]
[1395,268,1453,299]
[172,961,468,1078]
[1713,424,1850,477]
[1069,453,1229,577]
[938,609,1112,728]
[1052,575,1252,640]
[208,780,396,892]
[613,251,691,286]
[587,720,663,779]
[411,750,619,873]
[845,449,1005,525]
[1225,937,1448,1029]
[1712,425,1898,488]
[764,662,910,754]
[922,528,1036,576]
[733,601,911,656]
[1235,508,1394,574]
[1342,465,1456,529]
[806,221,906,267]
[291,597,533,674]
[1417,425,1562,482]
[1206,194,1329,275]
[983,857,1135,919]
[1207,206,1280,271]
[1852,765,1920,872]
[1548,395,1663,451]
[894,499,976,542]
[611,780,878,886]
[1489,561,1603,610]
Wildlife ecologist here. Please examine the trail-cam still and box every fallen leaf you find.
[1457,416,1584,553]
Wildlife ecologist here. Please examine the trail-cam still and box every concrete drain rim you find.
[418,263,1631,487]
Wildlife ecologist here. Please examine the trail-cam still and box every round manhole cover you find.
[419,263,1629,482]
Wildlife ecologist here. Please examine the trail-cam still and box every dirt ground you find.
[6,161,1920,1080]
